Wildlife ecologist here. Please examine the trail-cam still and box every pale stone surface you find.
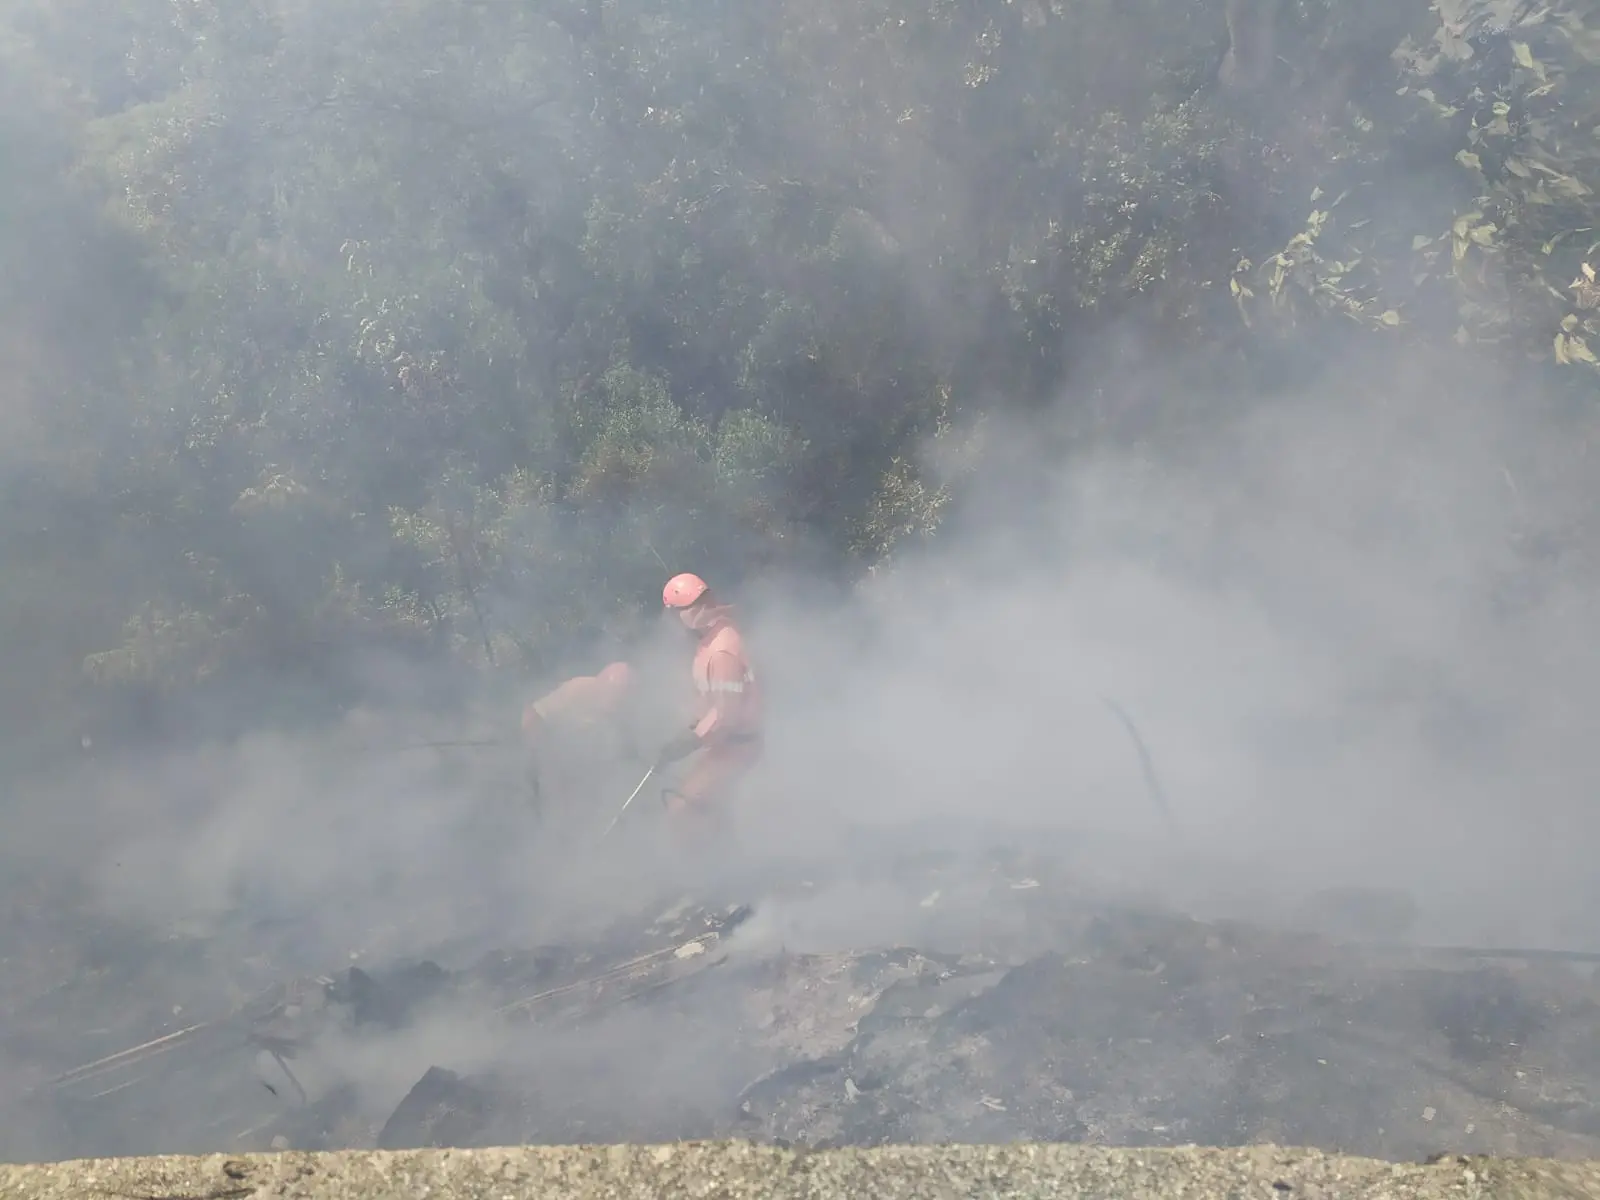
[2,1143,1599,1200]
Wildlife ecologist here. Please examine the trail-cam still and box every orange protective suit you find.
[519,661,637,827]
[521,661,633,743]
[662,601,763,822]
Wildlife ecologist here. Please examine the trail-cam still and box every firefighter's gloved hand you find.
[655,728,701,768]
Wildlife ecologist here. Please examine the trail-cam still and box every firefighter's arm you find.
[521,680,565,744]
[655,726,700,767]
[520,702,544,744]
[692,651,747,741]
[655,653,743,766]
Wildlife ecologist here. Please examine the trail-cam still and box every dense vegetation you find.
[2,0,1597,764]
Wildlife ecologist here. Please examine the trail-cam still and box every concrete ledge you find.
[2,1143,1597,1200]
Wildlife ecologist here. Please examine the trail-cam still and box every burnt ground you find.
[7,833,1600,1166]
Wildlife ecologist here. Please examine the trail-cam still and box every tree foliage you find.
[0,0,1596,755]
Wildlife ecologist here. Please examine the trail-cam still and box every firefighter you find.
[521,661,637,819]
[654,572,764,832]
[520,661,635,744]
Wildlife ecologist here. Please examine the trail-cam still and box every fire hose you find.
[1100,695,1177,833]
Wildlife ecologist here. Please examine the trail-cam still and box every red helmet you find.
[662,572,710,610]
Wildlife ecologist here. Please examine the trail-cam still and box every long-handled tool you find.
[601,767,656,839]
[1100,695,1176,832]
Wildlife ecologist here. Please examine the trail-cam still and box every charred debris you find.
[24,842,1600,1164]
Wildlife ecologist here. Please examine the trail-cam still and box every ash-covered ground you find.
[8,818,1600,1167]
